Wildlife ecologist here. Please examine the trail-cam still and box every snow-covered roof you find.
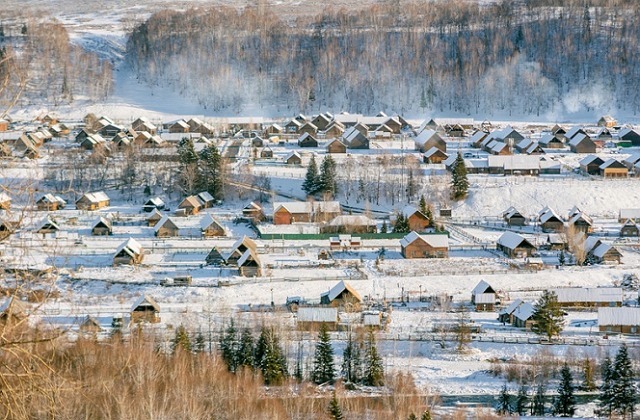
[297,307,338,323]
[199,213,224,231]
[599,158,626,170]
[469,130,488,144]
[154,215,178,233]
[285,151,301,161]
[598,307,640,326]
[130,295,160,312]
[579,155,603,166]
[414,129,441,147]
[568,211,593,226]
[569,133,591,146]
[92,216,111,229]
[622,154,640,166]
[538,207,562,224]
[274,201,312,214]
[80,191,110,203]
[115,238,142,258]
[237,248,260,266]
[565,126,586,139]
[502,206,524,220]
[539,133,562,145]
[35,216,60,231]
[499,299,524,316]
[486,155,543,171]
[592,243,617,259]
[512,302,535,322]
[496,231,532,249]
[423,146,447,158]
[399,231,449,249]
[551,287,623,304]
[320,280,362,303]
[472,280,494,295]
[197,191,214,203]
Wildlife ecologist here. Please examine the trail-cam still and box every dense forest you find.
[0,18,112,113]
[125,0,640,116]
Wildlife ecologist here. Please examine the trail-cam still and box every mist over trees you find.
[126,0,640,116]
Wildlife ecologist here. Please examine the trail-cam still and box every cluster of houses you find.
[580,153,640,178]
[471,281,640,335]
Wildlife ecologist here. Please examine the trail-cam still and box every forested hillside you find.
[125,0,640,117]
[0,18,112,113]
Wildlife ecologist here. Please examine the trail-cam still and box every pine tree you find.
[420,410,432,420]
[380,220,388,233]
[516,385,529,416]
[425,205,433,227]
[193,331,206,353]
[255,327,288,385]
[418,194,427,215]
[312,323,335,385]
[199,143,224,200]
[302,154,320,196]
[177,138,201,194]
[319,155,338,197]
[393,212,410,233]
[342,333,363,384]
[611,344,637,416]
[531,383,546,416]
[553,364,576,417]
[328,392,344,420]
[531,290,565,340]
[237,328,255,369]
[171,325,192,354]
[450,152,469,200]
[497,384,512,415]
[598,356,615,417]
[581,357,596,391]
[363,330,384,386]
[220,321,238,372]
[558,250,566,266]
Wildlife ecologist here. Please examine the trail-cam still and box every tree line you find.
[126,1,640,116]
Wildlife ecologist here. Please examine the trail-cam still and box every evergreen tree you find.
[558,250,566,266]
[553,364,576,417]
[497,384,512,415]
[193,331,206,353]
[342,333,363,384]
[319,155,338,197]
[255,327,288,385]
[581,357,596,391]
[407,414,417,420]
[420,410,432,420]
[363,330,384,386]
[302,154,320,195]
[312,323,335,385]
[393,212,410,233]
[425,205,433,227]
[380,220,388,233]
[237,328,255,369]
[328,392,344,420]
[199,143,224,201]
[220,320,238,372]
[598,356,615,417]
[531,291,565,340]
[531,383,546,416]
[450,152,469,200]
[177,138,201,194]
[515,385,529,416]
[418,194,427,216]
[611,344,637,416]
[171,325,192,354]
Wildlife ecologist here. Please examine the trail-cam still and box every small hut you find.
[130,295,160,324]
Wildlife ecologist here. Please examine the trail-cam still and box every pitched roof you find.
[297,307,338,323]
[79,191,110,203]
[538,207,562,224]
[512,302,535,322]
[92,216,112,229]
[115,238,143,258]
[551,287,623,304]
[197,191,214,203]
[599,158,626,170]
[497,231,534,249]
[154,215,180,233]
[579,155,604,166]
[199,213,224,231]
[130,295,160,312]
[399,231,449,249]
[320,280,362,303]
[472,280,494,295]
[499,299,524,316]
[328,215,376,227]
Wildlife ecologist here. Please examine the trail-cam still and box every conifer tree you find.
[302,154,320,196]
[581,357,596,391]
[515,385,529,416]
[328,392,344,420]
[312,323,335,385]
[407,414,417,420]
[193,331,206,353]
[553,364,576,417]
[171,325,192,354]
[220,321,238,372]
[497,384,512,415]
[418,194,427,215]
[237,328,255,369]
[393,212,410,233]
[611,344,637,416]
[199,143,224,200]
[319,155,338,197]
[450,152,469,200]
[420,410,432,420]
[380,220,388,233]
[255,327,288,385]
[531,383,546,416]
[363,330,384,386]
[531,291,565,340]
[177,137,201,194]
[342,332,362,384]
[598,356,615,417]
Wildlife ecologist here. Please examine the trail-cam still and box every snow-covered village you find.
[1,0,640,419]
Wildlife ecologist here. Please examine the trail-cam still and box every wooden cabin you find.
[326,139,347,154]
[403,206,431,231]
[36,194,66,211]
[471,280,496,312]
[200,214,225,237]
[320,281,362,311]
[130,295,160,324]
[91,216,112,236]
[496,231,536,258]
[76,191,110,211]
[178,196,202,215]
[113,238,144,266]
[598,307,640,334]
[400,231,449,258]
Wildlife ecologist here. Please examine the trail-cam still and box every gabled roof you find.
[130,295,160,312]
[497,231,535,250]
[200,213,224,231]
[538,207,562,224]
[599,158,626,170]
[179,195,202,209]
[399,231,449,249]
[618,127,640,140]
[512,302,535,322]
[414,129,443,147]
[154,215,179,233]
[115,238,143,258]
[402,205,427,219]
[622,153,640,166]
[237,248,260,267]
[78,191,110,204]
[423,146,448,158]
[326,138,347,149]
[35,216,60,231]
[147,208,163,221]
[92,216,112,229]
[197,191,214,203]
[569,132,592,146]
[297,132,317,144]
[285,151,302,161]
[579,155,604,167]
[565,126,587,140]
[502,206,524,220]
[472,280,495,295]
[539,133,563,146]
[328,215,376,227]
[144,197,165,207]
[499,299,524,316]
[568,211,592,226]
[320,280,362,303]
[551,287,623,304]
[274,201,312,214]
[469,130,489,144]
[244,201,262,211]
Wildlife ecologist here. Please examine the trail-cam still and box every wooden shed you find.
[130,295,160,324]
[297,307,339,331]
[400,231,449,258]
[320,281,362,311]
[76,191,110,211]
[598,307,640,334]
[496,231,536,258]
[471,280,496,312]
[326,139,347,154]
[113,238,144,266]
[91,216,112,236]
